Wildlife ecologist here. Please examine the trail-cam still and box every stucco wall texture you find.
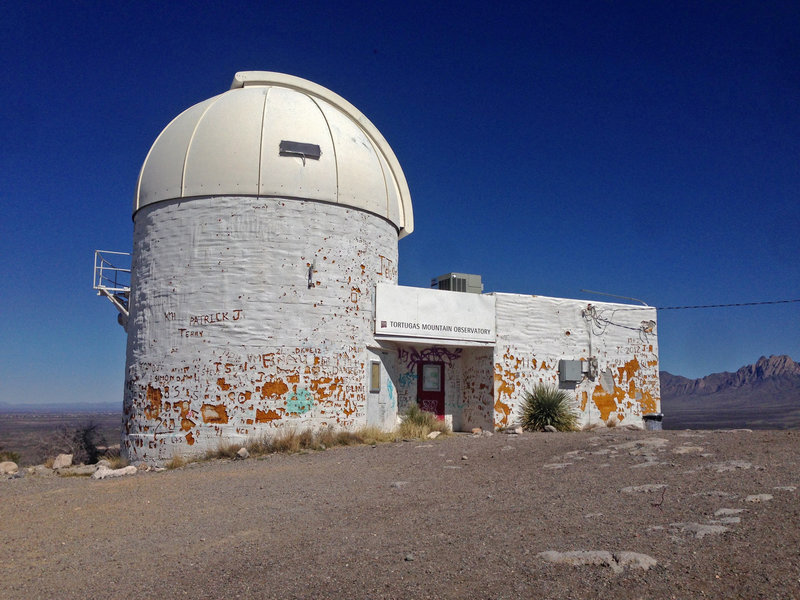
[123,196,398,463]
[492,294,660,429]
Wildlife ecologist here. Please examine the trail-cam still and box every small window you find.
[370,361,381,393]
[422,364,441,392]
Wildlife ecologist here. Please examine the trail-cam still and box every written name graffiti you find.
[164,309,245,341]
[190,309,243,326]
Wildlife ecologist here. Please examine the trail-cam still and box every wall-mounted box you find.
[558,359,583,383]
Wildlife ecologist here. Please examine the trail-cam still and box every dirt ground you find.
[2,428,799,599]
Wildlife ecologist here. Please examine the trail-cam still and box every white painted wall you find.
[492,294,660,429]
[124,196,398,463]
[365,348,397,430]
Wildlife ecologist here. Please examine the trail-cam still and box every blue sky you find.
[1,1,798,406]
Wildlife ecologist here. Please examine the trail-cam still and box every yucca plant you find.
[520,384,577,432]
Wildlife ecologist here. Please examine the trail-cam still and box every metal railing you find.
[93,250,131,293]
[94,250,131,327]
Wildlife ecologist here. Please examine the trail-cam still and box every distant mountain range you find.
[0,401,119,414]
[661,355,800,429]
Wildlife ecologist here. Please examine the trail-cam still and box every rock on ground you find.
[52,454,73,469]
[538,550,657,574]
[0,461,18,475]
[745,494,773,503]
[92,465,138,480]
[621,483,666,493]
[669,522,729,539]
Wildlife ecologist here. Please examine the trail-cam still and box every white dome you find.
[134,71,413,237]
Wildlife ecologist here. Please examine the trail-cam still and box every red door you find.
[417,362,445,419]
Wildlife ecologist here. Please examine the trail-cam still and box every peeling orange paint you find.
[640,390,658,413]
[493,369,515,426]
[592,384,626,421]
[494,397,511,425]
[201,403,229,424]
[260,379,289,399]
[145,385,162,419]
[255,408,282,423]
[617,357,640,382]
[580,390,588,411]
[185,432,195,445]
[181,417,196,431]
[309,376,343,404]
[217,378,231,391]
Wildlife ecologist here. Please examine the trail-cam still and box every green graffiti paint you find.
[398,371,417,387]
[286,388,313,414]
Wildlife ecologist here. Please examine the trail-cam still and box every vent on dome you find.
[279,140,321,163]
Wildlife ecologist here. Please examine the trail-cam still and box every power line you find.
[656,299,800,311]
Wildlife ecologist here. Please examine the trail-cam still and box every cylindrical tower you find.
[123,72,413,464]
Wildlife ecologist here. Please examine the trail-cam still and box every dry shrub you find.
[297,429,315,449]
[165,455,187,470]
[270,429,302,453]
[582,421,601,431]
[315,427,338,449]
[205,440,242,460]
[244,434,272,456]
[106,455,129,469]
[398,404,450,439]
[356,426,399,445]
[334,430,362,446]
[242,425,402,457]
[606,415,619,428]
[0,447,20,463]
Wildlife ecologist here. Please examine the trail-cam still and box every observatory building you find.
[95,72,660,464]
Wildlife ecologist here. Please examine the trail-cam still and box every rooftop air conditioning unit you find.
[430,272,483,294]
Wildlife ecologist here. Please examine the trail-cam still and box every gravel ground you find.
[2,429,799,599]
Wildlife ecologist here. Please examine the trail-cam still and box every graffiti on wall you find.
[392,346,463,412]
[458,349,495,430]
[124,196,401,464]
[398,346,462,370]
[124,345,367,460]
[493,342,660,428]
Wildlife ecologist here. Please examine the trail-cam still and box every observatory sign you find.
[374,282,496,344]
